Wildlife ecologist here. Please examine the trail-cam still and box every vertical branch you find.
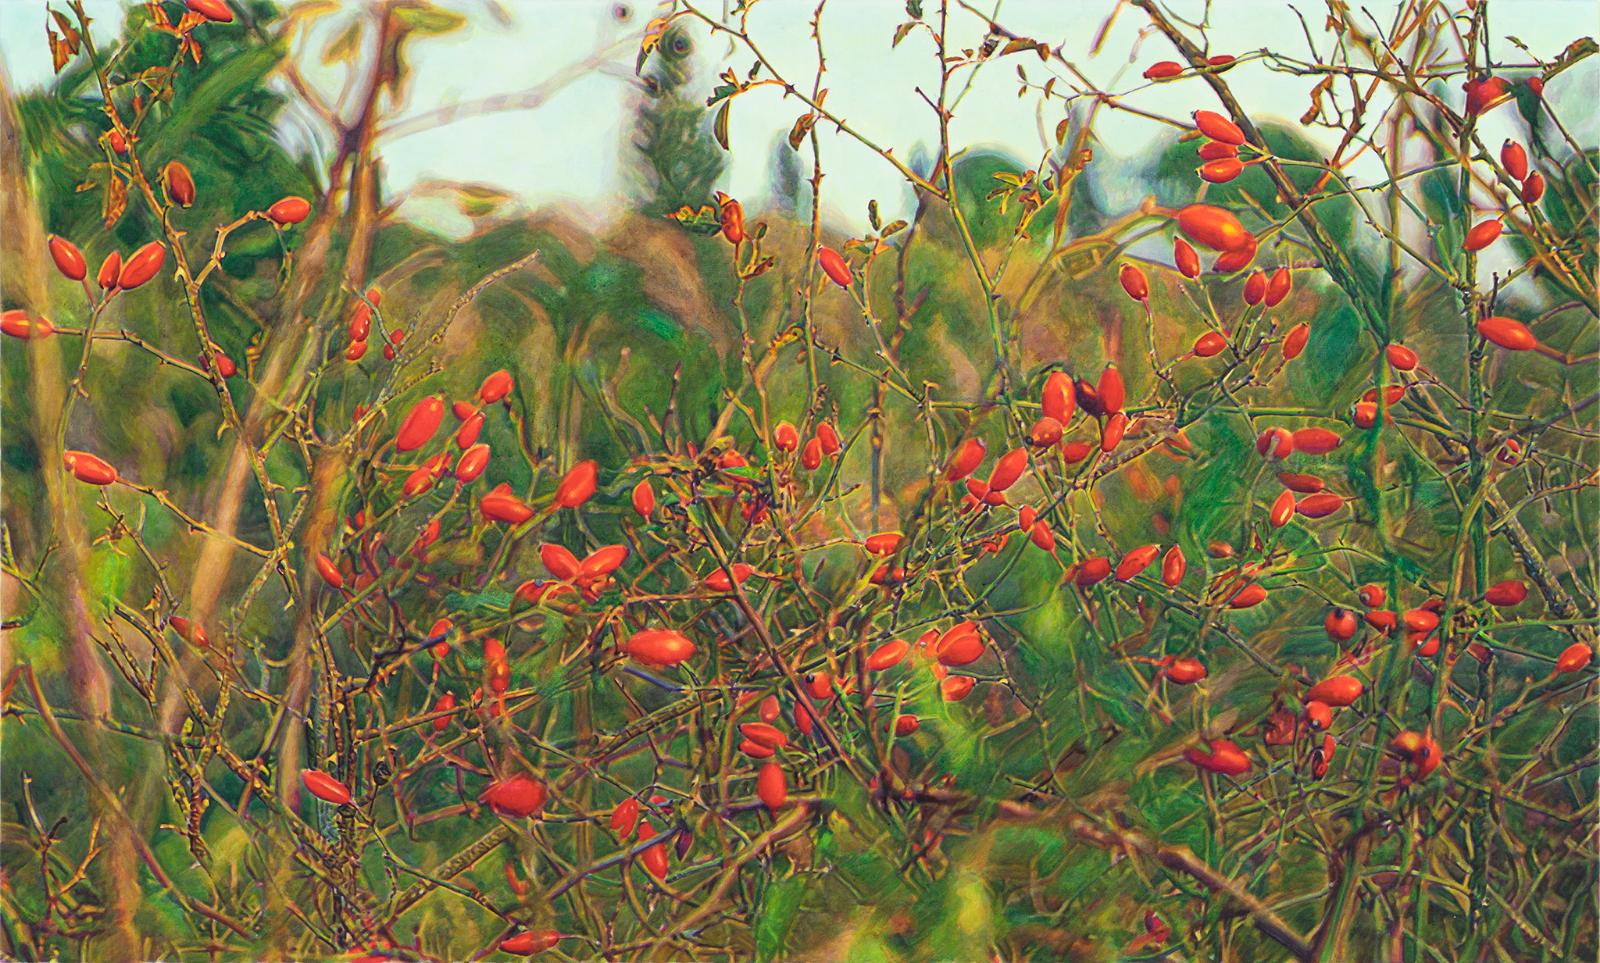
[0,70,142,960]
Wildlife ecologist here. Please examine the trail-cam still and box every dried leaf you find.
[102,176,128,228]
[665,203,721,235]
[787,112,817,150]
[1550,36,1598,77]
[48,28,71,73]
[637,15,672,74]
[1302,75,1333,125]
[49,10,80,52]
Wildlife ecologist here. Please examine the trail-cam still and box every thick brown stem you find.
[1,70,142,959]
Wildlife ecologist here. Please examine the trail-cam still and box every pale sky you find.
[2,0,1595,235]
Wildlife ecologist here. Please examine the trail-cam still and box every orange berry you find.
[935,621,984,667]
[773,421,800,452]
[1199,157,1243,183]
[1028,416,1063,447]
[1386,343,1418,371]
[1119,262,1149,301]
[1116,544,1161,581]
[1265,267,1292,306]
[816,421,842,456]
[1500,140,1528,180]
[1555,643,1592,675]
[817,246,852,287]
[718,195,746,244]
[801,437,823,471]
[63,449,117,485]
[1306,675,1364,707]
[479,774,547,818]
[1483,580,1527,606]
[1193,109,1245,145]
[986,448,1029,492]
[1177,203,1251,252]
[478,369,514,403]
[267,195,312,226]
[1242,271,1267,305]
[624,629,696,666]
[1165,658,1207,684]
[554,460,598,508]
[300,769,352,806]
[1269,489,1295,528]
[186,0,235,22]
[1212,236,1257,273]
[394,396,445,452]
[1464,218,1502,252]
[1173,237,1200,278]
[1477,316,1537,351]
[1161,545,1186,586]
[48,235,86,280]
[1097,364,1125,414]
[867,639,910,671]
[163,160,196,207]
[756,762,786,812]
[1291,427,1342,455]
[116,241,166,290]
[1041,371,1075,423]
[631,479,656,517]
[863,531,904,556]
[1296,493,1345,518]
[1282,322,1310,359]
[1521,172,1545,203]
[1193,331,1227,358]
[1228,583,1267,608]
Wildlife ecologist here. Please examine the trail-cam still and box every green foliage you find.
[632,25,725,216]
[1,3,1596,962]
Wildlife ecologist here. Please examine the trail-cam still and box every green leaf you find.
[450,183,513,219]
[321,21,361,65]
[442,589,513,614]
[713,102,731,151]
[393,2,466,35]
[755,876,805,961]
[152,46,283,157]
